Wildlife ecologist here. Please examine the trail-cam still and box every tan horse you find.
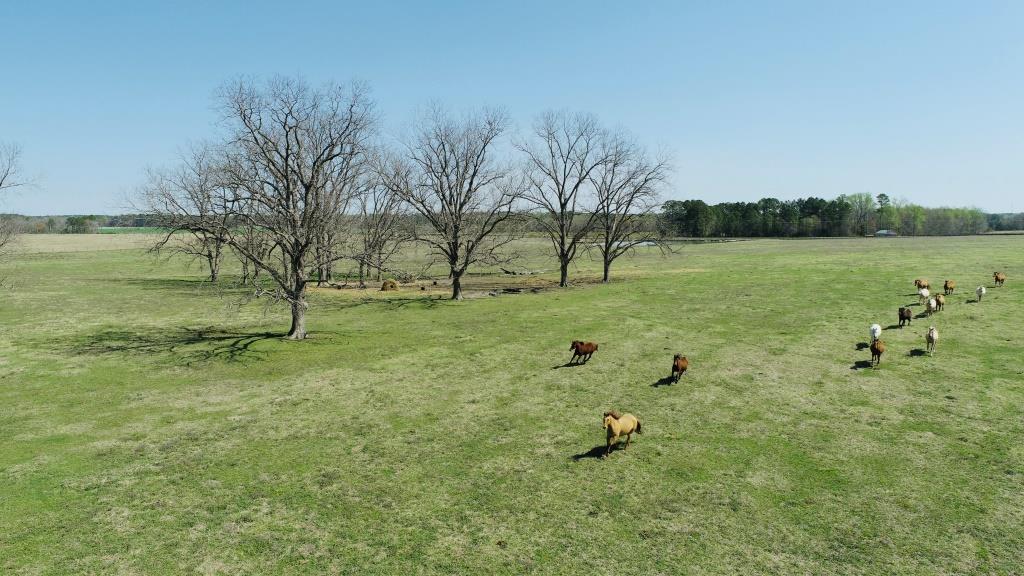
[603,411,642,457]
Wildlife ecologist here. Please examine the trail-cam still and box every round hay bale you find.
[380,279,399,292]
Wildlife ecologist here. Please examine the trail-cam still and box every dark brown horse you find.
[671,354,689,383]
[569,340,598,364]
[898,307,912,328]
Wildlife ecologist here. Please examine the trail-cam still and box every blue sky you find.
[1,0,1022,215]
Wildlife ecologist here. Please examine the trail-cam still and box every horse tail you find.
[635,420,642,434]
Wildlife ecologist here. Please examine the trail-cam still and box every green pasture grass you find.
[1,235,1022,574]
[96,227,169,235]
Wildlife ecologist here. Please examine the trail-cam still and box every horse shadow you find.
[966,299,978,304]
[652,376,676,387]
[850,360,874,370]
[552,361,586,370]
[572,444,616,461]
[855,342,870,350]
[883,324,901,331]
[908,348,928,357]
[914,312,930,319]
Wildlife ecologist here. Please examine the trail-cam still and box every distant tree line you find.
[0,213,166,234]
[988,212,1024,232]
[659,193,997,237]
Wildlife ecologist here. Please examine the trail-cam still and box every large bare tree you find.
[382,108,524,300]
[592,134,669,283]
[517,111,608,287]
[145,77,375,339]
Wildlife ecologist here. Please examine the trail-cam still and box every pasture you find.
[1,234,1022,575]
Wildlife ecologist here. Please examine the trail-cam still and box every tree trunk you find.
[287,296,307,339]
[208,253,219,282]
[451,270,464,300]
[286,270,308,339]
[602,258,611,283]
[559,258,569,288]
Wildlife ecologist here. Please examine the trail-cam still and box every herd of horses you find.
[575,271,1008,458]
[867,271,1008,367]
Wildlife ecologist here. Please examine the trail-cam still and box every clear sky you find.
[1,0,1022,215]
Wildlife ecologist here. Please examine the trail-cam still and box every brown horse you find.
[870,339,886,367]
[898,307,913,328]
[671,354,689,383]
[994,272,1007,287]
[569,340,598,364]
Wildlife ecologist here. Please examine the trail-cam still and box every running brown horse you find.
[671,354,689,383]
[569,340,598,364]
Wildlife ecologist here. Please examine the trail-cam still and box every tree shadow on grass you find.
[883,324,901,331]
[855,342,870,351]
[915,311,930,319]
[63,326,280,364]
[316,296,444,312]
[652,376,676,387]
[850,360,874,370]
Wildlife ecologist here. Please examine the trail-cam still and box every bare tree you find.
[146,146,229,282]
[0,143,28,253]
[382,108,524,300]
[145,77,375,339]
[356,161,412,285]
[517,111,608,287]
[592,134,669,283]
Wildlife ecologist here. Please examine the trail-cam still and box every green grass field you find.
[1,234,1022,575]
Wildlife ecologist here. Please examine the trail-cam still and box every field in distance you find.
[1,234,1021,574]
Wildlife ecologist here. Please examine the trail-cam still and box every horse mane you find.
[603,410,621,420]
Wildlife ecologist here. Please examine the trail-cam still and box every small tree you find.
[517,111,607,287]
[357,160,412,285]
[146,146,230,282]
[0,143,27,252]
[382,107,524,300]
[592,134,669,282]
